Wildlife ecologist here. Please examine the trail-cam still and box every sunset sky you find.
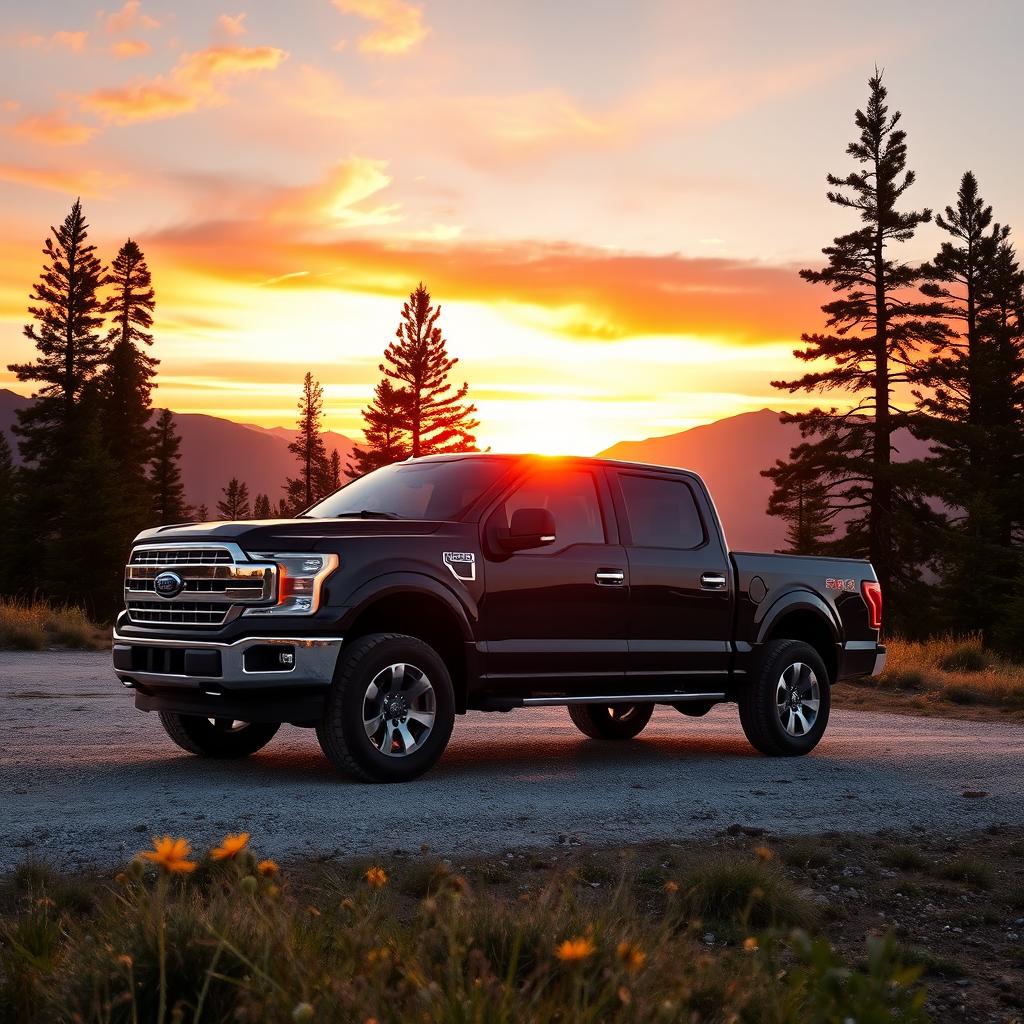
[2,1,1023,454]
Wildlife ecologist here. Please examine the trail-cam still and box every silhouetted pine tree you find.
[6,199,111,602]
[98,239,158,521]
[346,377,410,478]
[149,409,188,524]
[0,433,17,594]
[327,449,342,492]
[253,493,272,519]
[911,173,1020,640]
[765,72,943,626]
[276,497,290,518]
[217,478,251,520]
[194,503,210,522]
[762,465,836,554]
[285,372,330,510]
[380,284,478,457]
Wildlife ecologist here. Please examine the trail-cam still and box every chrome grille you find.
[124,543,276,628]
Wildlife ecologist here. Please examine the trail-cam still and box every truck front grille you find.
[124,544,276,629]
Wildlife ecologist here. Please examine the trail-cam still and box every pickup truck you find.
[113,453,886,782]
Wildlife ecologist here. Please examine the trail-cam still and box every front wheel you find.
[158,713,279,758]
[738,639,830,756]
[316,633,456,782]
[568,702,653,740]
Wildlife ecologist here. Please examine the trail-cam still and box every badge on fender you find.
[443,551,476,582]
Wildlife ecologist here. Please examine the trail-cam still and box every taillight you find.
[861,580,882,631]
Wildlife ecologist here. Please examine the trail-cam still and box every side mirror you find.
[498,507,556,552]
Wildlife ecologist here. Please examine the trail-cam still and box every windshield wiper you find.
[333,510,403,520]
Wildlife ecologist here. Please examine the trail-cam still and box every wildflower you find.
[616,941,647,973]
[365,865,388,888]
[117,954,133,968]
[754,846,774,862]
[139,836,197,874]
[555,936,596,962]
[341,896,355,911]
[257,859,279,877]
[743,936,758,951]
[618,985,632,1005]
[239,876,258,893]
[292,1003,314,1022]
[307,905,321,917]
[211,832,250,861]
[663,880,680,894]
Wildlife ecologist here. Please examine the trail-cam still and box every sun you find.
[482,398,609,456]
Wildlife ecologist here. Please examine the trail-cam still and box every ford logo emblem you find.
[153,571,186,599]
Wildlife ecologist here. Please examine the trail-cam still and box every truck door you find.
[480,464,628,690]
[610,470,733,687]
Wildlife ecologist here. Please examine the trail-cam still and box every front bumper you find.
[112,631,344,692]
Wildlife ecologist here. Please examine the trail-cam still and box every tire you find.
[738,639,830,756]
[158,713,279,758]
[567,702,653,740]
[316,633,456,782]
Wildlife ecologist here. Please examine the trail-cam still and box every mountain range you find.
[0,389,928,551]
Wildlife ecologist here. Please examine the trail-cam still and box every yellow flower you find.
[139,836,197,874]
[257,859,279,877]
[211,832,250,861]
[616,941,647,973]
[555,936,596,962]
[754,846,774,862]
[663,880,680,894]
[365,866,388,888]
[743,936,759,951]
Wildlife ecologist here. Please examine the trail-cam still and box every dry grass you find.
[0,598,106,651]
[0,834,930,1024]
[870,634,1024,709]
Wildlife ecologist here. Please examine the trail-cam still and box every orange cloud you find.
[13,110,96,146]
[16,30,88,53]
[150,220,816,344]
[267,158,401,227]
[111,38,150,58]
[332,0,427,54]
[0,162,123,198]
[103,1,160,35]
[79,44,288,124]
[218,13,247,37]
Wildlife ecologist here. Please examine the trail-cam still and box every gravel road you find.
[2,651,1021,871]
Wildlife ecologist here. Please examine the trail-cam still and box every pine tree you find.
[327,449,342,492]
[253,493,272,519]
[276,497,290,518]
[765,72,943,625]
[7,199,109,467]
[762,463,836,554]
[194,503,210,522]
[0,432,17,594]
[285,372,330,510]
[380,283,478,457]
[346,377,410,478]
[149,409,188,524]
[217,478,251,520]
[97,239,158,530]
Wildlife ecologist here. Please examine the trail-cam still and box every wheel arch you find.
[336,574,475,712]
[756,591,840,684]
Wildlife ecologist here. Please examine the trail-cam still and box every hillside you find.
[0,389,356,513]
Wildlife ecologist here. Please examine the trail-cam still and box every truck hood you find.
[134,517,445,550]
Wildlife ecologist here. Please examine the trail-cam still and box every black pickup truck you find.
[113,453,886,782]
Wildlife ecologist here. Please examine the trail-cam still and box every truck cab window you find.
[619,474,705,549]
[496,469,605,550]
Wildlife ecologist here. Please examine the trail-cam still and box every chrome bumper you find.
[112,631,343,691]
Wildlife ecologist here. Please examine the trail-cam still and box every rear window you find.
[618,474,705,549]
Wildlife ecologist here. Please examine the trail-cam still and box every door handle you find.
[595,569,625,586]
[700,572,727,590]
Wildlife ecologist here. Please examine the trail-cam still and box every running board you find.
[505,692,726,708]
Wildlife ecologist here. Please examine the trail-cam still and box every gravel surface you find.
[2,651,1022,871]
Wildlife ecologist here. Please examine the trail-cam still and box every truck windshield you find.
[304,458,512,521]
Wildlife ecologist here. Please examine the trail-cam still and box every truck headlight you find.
[244,553,339,617]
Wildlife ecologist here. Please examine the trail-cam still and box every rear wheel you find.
[738,639,830,756]
[316,633,456,782]
[568,702,653,740]
[158,713,279,758]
